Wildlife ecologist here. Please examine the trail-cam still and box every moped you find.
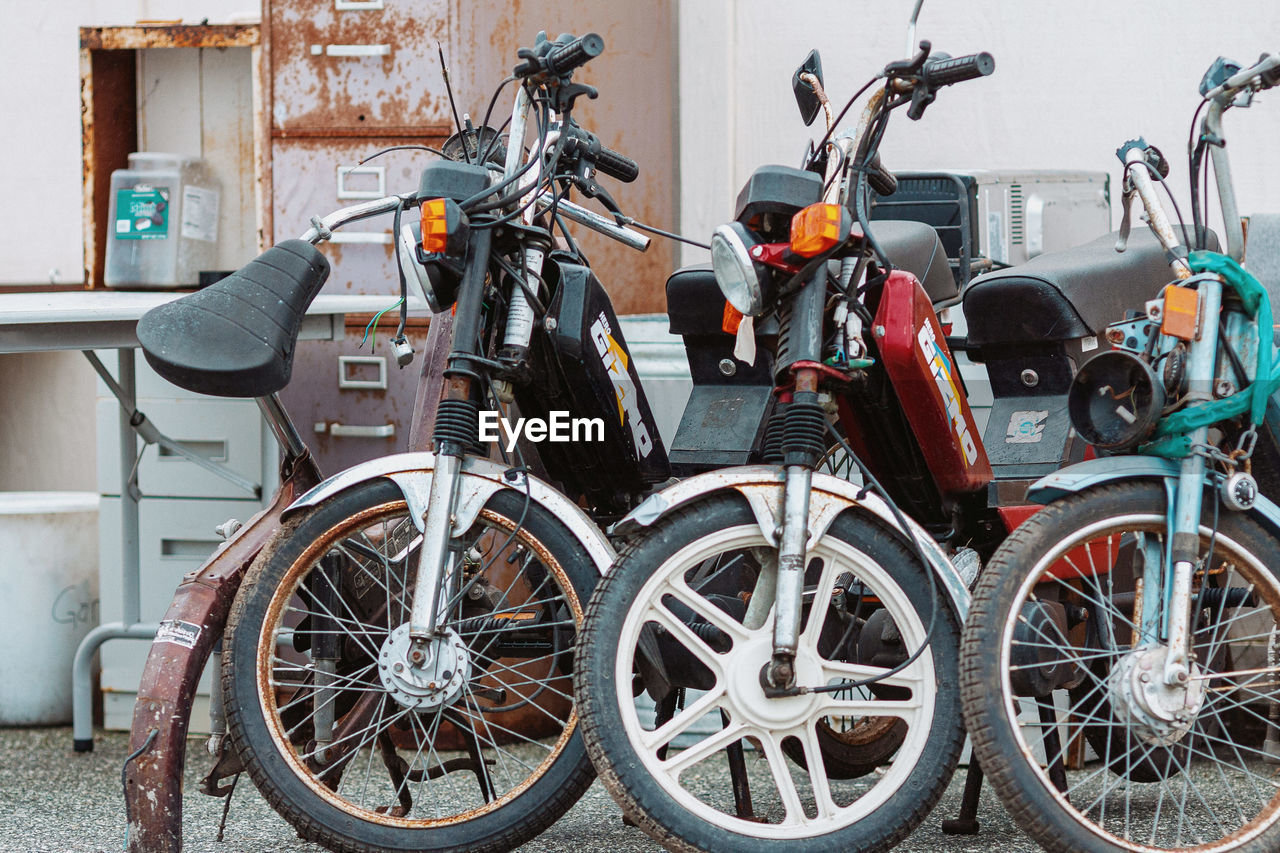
[961,50,1280,853]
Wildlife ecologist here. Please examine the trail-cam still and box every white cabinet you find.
[95,359,277,731]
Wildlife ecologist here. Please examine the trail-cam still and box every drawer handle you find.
[329,232,392,245]
[338,355,388,390]
[321,423,396,439]
[335,0,383,9]
[311,44,392,58]
[337,165,386,199]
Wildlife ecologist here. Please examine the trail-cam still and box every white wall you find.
[0,1,252,491]
[679,0,1280,265]
[0,0,254,286]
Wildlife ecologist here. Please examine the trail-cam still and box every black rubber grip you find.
[594,144,639,183]
[545,33,604,76]
[922,52,995,87]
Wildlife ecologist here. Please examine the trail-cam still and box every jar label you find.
[115,186,170,240]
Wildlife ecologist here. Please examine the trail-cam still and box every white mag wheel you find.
[576,495,963,852]
[962,481,1280,853]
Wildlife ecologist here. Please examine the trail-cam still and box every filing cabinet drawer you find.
[277,324,429,477]
[96,397,270,499]
[269,0,451,133]
[271,137,445,296]
[98,496,258,697]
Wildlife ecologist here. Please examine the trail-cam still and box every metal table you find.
[0,289,408,749]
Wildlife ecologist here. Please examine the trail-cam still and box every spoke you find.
[818,691,921,722]
[663,576,751,646]
[821,659,923,693]
[466,648,573,706]
[799,722,838,820]
[640,686,728,752]
[800,556,843,648]
[759,731,806,826]
[660,720,747,776]
[643,598,728,679]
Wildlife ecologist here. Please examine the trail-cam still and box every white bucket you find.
[0,492,99,725]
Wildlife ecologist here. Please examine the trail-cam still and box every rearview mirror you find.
[792,49,824,127]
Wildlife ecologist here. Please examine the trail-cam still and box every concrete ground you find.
[0,726,1035,853]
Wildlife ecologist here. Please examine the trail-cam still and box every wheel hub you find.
[378,624,471,711]
[1108,645,1205,746]
[726,633,819,729]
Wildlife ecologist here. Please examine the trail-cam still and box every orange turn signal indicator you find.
[419,197,469,257]
[1161,285,1201,341]
[790,203,851,257]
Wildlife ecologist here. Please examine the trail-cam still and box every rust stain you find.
[80,24,259,51]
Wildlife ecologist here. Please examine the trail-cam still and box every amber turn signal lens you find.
[722,301,744,334]
[790,203,848,257]
[420,198,451,254]
[1161,285,1200,341]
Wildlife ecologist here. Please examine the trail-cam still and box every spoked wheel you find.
[962,481,1280,853]
[577,495,962,852]
[224,479,598,853]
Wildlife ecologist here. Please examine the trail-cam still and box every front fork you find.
[765,267,828,691]
[407,229,494,652]
[1161,278,1224,686]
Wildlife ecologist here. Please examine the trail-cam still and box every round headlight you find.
[711,222,767,316]
[398,219,443,313]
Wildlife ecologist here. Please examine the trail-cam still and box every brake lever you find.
[1116,186,1135,253]
[883,40,932,78]
[572,173,625,224]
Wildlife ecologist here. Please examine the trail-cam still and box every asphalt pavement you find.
[0,726,1037,853]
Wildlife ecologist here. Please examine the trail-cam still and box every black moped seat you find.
[868,220,957,304]
[964,229,1216,346]
[137,240,330,397]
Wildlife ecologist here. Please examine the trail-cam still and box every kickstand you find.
[1038,701,1070,798]
[940,757,983,835]
[722,709,755,820]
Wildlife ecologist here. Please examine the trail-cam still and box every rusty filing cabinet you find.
[267,0,450,474]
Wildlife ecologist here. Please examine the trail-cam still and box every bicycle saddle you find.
[137,240,331,398]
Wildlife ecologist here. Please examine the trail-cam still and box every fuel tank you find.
[517,257,670,514]
[874,269,992,495]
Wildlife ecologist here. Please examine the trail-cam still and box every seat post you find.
[257,394,308,464]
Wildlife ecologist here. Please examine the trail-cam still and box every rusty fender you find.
[612,465,970,619]
[284,450,616,574]
[124,455,321,853]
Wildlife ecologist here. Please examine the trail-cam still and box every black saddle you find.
[137,240,330,397]
[964,228,1218,346]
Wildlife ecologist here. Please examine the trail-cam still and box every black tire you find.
[577,494,963,852]
[961,481,1280,853]
[224,478,598,853]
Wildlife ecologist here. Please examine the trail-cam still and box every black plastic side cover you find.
[137,240,330,398]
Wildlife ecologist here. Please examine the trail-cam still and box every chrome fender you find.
[1028,455,1280,539]
[285,451,616,575]
[614,465,970,619]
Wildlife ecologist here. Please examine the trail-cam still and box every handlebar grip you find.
[593,144,639,183]
[545,33,605,77]
[922,51,995,88]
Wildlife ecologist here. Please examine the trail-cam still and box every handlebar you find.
[593,143,640,183]
[562,125,639,183]
[546,32,604,76]
[514,32,604,79]
[921,52,995,88]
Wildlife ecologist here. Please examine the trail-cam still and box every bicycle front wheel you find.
[962,481,1280,852]
[223,478,598,853]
